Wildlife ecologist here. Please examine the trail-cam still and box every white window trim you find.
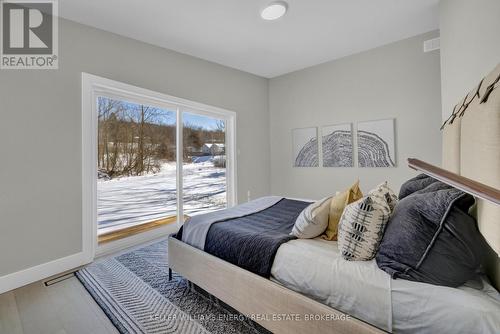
[82,73,237,259]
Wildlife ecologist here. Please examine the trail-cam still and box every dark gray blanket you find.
[200,199,309,278]
[181,196,284,250]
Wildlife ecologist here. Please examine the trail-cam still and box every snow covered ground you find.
[98,160,226,234]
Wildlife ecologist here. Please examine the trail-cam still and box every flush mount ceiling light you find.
[261,1,288,21]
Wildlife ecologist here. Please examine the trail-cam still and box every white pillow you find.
[291,197,331,238]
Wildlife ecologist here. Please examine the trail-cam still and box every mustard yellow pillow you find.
[322,181,363,241]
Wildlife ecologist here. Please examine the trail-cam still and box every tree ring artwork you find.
[322,123,353,167]
[292,127,318,167]
[357,119,396,167]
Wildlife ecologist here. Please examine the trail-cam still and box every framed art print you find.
[292,127,318,167]
[322,123,353,167]
[357,119,396,167]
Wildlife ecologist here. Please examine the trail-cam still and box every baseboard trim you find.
[0,251,90,294]
[0,224,178,294]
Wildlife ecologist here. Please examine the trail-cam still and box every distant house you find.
[202,143,225,155]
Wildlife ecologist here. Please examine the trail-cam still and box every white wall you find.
[269,31,442,199]
[0,19,270,277]
[440,0,500,120]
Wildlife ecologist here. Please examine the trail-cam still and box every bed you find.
[272,238,500,333]
[168,63,500,333]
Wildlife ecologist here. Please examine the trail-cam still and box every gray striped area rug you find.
[76,239,270,334]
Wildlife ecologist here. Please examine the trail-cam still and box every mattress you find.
[271,238,500,334]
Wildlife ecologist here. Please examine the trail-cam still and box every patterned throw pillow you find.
[338,183,397,261]
[291,196,331,238]
[369,181,398,211]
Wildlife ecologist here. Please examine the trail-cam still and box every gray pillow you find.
[376,177,490,287]
[398,173,440,199]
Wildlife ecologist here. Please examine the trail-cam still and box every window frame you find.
[82,73,237,259]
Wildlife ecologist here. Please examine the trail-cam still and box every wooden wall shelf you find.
[408,158,500,205]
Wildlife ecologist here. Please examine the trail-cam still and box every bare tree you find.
[98,97,225,179]
[215,120,225,132]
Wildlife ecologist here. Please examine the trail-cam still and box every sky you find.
[99,96,223,130]
[183,112,222,130]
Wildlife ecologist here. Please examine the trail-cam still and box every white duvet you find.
[271,238,393,331]
[271,238,500,333]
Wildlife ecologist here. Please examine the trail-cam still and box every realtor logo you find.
[1,0,58,69]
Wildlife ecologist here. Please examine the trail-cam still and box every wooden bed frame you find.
[168,236,384,334]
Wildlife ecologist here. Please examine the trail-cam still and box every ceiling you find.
[59,0,440,78]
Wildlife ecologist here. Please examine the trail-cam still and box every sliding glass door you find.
[91,85,236,241]
[182,111,228,216]
[97,97,178,235]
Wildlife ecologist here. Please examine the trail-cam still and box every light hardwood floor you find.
[98,215,183,244]
[0,275,118,334]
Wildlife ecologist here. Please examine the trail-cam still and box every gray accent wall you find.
[269,31,442,200]
[0,19,270,276]
[439,0,500,121]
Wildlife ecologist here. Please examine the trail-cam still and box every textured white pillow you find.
[291,197,331,238]
[338,183,397,261]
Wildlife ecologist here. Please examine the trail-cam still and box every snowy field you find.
[98,160,226,234]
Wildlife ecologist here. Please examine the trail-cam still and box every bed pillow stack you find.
[338,182,397,261]
[376,174,490,287]
[292,181,364,239]
[291,196,331,238]
[322,181,363,241]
